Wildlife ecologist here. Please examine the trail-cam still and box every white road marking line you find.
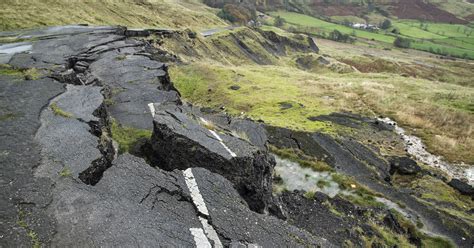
[183,168,209,216]
[189,228,212,248]
[183,168,223,248]
[147,103,155,118]
[199,117,237,158]
[208,130,237,157]
[199,217,223,248]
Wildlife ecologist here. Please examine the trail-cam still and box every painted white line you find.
[147,103,155,118]
[183,168,209,216]
[183,168,223,248]
[199,117,237,157]
[199,217,223,248]
[189,228,212,248]
[209,130,237,157]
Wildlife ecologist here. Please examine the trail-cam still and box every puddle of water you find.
[274,155,341,197]
[378,117,473,185]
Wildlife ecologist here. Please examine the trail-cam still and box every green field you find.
[269,11,396,43]
[269,11,474,59]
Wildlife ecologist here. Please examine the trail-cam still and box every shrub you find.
[328,29,354,43]
[380,19,392,29]
[394,37,411,48]
[274,15,285,27]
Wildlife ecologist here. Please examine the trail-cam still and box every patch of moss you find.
[110,119,152,154]
[270,146,334,172]
[115,55,126,61]
[317,179,330,188]
[50,103,73,118]
[0,112,16,121]
[17,208,41,248]
[303,191,316,199]
[59,167,72,177]
[331,173,385,207]
[23,68,40,80]
[0,65,41,80]
[0,64,23,77]
[103,98,115,106]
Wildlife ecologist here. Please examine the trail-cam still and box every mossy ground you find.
[0,64,42,80]
[109,119,152,154]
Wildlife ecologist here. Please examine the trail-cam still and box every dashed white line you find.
[183,168,209,216]
[199,217,223,248]
[189,228,212,248]
[208,130,237,157]
[183,168,223,248]
[199,117,237,158]
[147,103,155,118]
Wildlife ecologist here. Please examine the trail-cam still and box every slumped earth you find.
[0,23,473,248]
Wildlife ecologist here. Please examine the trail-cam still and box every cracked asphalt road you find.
[0,25,331,247]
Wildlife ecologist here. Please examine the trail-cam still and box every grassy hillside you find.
[161,26,474,164]
[0,0,227,31]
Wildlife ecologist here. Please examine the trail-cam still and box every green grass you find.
[109,119,152,154]
[59,167,72,177]
[269,11,396,43]
[0,0,226,31]
[170,63,337,132]
[270,146,334,172]
[50,103,73,118]
[0,65,42,80]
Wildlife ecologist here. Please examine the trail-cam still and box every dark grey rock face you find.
[448,179,474,197]
[150,104,274,213]
[388,156,422,175]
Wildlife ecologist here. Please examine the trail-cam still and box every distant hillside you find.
[204,0,472,24]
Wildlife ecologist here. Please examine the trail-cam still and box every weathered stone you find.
[448,179,474,196]
[388,156,422,175]
[229,85,241,90]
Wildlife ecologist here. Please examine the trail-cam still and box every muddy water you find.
[273,155,341,197]
[378,117,473,186]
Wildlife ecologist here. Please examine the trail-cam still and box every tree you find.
[381,19,392,30]
[274,16,285,27]
[328,30,354,43]
[394,37,411,48]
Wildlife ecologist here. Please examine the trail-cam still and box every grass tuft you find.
[50,103,73,118]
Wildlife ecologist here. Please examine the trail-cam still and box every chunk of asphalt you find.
[150,104,274,213]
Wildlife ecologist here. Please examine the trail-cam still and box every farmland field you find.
[269,11,474,59]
